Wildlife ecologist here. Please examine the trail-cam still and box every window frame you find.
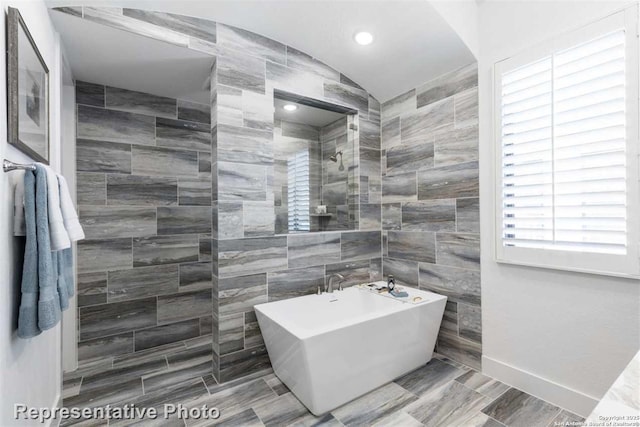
[493,5,640,278]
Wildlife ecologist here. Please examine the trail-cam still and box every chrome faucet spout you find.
[326,273,345,293]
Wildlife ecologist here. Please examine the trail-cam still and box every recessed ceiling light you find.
[354,31,374,46]
[283,104,298,111]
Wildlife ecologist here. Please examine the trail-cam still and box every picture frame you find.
[7,6,50,164]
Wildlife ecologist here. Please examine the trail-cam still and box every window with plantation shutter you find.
[495,6,640,277]
[288,151,311,232]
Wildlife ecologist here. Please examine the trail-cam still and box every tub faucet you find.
[326,273,345,293]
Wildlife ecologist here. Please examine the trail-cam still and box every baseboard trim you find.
[482,355,599,418]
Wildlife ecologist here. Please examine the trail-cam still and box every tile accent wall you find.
[380,63,481,369]
[209,25,383,382]
[75,81,215,371]
[55,7,382,383]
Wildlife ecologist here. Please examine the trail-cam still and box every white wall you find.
[478,0,640,417]
[0,1,63,425]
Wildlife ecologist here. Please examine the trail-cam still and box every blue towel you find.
[17,170,40,338]
[17,165,62,338]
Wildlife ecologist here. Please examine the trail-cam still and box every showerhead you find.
[329,151,345,171]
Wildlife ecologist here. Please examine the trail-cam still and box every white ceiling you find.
[46,0,475,103]
[51,11,214,104]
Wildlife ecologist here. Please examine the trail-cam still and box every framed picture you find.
[7,6,49,164]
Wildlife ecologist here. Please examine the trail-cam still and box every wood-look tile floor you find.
[62,352,585,427]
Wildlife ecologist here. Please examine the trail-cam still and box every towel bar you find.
[3,159,36,172]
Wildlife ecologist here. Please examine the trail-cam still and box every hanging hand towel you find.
[34,165,62,331]
[57,174,84,242]
[13,170,26,237]
[17,170,40,338]
[41,164,70,251]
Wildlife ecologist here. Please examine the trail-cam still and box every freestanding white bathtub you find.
[254,284,447,415]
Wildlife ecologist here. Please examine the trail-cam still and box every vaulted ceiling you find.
[46,0,475,102]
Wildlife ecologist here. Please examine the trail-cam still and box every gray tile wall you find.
[59,6,384,384]
[381,63,481,369]
[209,26,382,382]
[75,82,214,370]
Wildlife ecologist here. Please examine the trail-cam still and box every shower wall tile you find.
[436,232,480,270]
[131,146,199,177]
[454,87,478,128]
[219,345,270,382]
[267,266,325,301]
[458,303,481,343]
[242,91,273,131]
[456,198,480,233]
[198,152,212,175]
[382,257,419,286]
[381,89,415,120]
[157,206,212,235]
[325,259,370,287]
[286,46,340,81]
[219,273,267,316]
[199,236,212,262]
[123,9,217,43]
[219,313,244,354]
[83,7,190,47]
[382,203,402,230]
[179,262,213,291]
[437,330,481,370]
[178,99,211,124]
[134,319,201,352]
[105,86,177,118]
[157,289,212,324]
[359,118,381,150]
[108,264,179,302]
[386,142,434,174]
[218,202,244,239]
[77,173,106,205]
[76,81,105,107]
[434,125,479,167]
[218,237,288,278]
[218,23,286,65]
[217,125,272,166]
[218,162,267,201]
[156,118,211,152]
[106,174,178,206]
[341,231,381,261]
[419,263,481,306]
[382,172,417,203]
[341,73,365,90]
[417,63,478,109]
[77,105,155,145]
[417,161,479,200]
[360,204,382,231]
[402,200,456,232]
[287,233,341,269]
[243,201,275,237]
[77,272,108,307]
[400,97,454,142]
[77,238,133,274]
[217,49,266,94]
[244,311,263,348]
[80,297,157,341]
[381,117,401,150]
[323,81,368,111]
[178,177,212,206]
[76,139,131,174]
[79,206,157,238]
[132,235,200,267]
[387,231,436,263]
[266,61,324,99]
